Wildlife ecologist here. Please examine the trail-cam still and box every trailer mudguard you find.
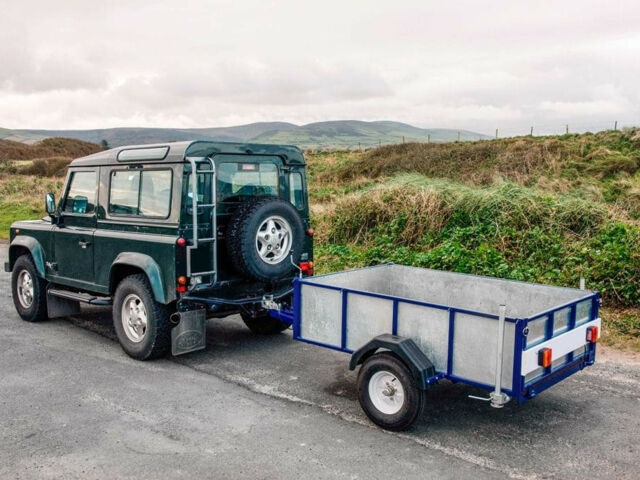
[349,334,436,390]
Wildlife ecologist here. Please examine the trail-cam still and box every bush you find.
[329,179,607,245]
[19,157,71,177]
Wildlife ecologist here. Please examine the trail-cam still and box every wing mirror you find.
[45,193,56,218]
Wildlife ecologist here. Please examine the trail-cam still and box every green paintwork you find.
[8,232,48,276]
[110,252,168,303]
[7,140,311,308]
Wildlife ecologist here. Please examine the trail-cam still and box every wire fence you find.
[307,120,639,152]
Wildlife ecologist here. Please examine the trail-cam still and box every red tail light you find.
[538,347,552,368]
[299,261,314,275]
[586,326,599,343]
[176,237,187,247]
[176,275,187,293]
[306,228,314,237]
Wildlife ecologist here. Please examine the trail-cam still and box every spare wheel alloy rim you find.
[368,370,405,415]
[122,294,148,343]
[17,269,34,308]
[255,215,292,264]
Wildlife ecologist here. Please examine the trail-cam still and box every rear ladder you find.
[186,156,217,284]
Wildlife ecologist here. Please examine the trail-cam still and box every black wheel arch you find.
[349,334,436,390]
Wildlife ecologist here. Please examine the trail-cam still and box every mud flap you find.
[47,290,81,319]
[171,308,207,356]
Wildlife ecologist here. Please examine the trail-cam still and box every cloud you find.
[0,0,639,134]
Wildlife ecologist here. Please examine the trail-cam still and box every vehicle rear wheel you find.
[11,255,48,322]
[226,198,305,282]
[113,274,171,360]
[241,310,290,335]
[357,352,426,431]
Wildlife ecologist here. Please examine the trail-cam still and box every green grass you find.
[0,203,44,238]
[0,174,64,239]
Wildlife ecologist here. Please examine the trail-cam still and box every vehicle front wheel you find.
[241,310,290,335]
[11,254,48,322]
[113,274,171,360]
[357,352,426,431]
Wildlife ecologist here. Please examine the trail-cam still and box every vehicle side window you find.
[109,169,172,218]
[63,170,97,214]
[289,172,304,209]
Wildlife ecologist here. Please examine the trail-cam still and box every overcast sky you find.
[1,0,639,135]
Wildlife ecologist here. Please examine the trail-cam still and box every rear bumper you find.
[179,280,293,310]
[518,343,596,403]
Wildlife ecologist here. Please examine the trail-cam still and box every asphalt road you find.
[1,244,639,479]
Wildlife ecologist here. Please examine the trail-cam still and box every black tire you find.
[11,255,48,322]
[241,310,290,335]
[226,197,305,282]
[113,274,171,360]
[357,352,426,431]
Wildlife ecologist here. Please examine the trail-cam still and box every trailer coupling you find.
[263,295,295,325]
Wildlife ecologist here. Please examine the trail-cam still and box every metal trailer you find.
[270,264,601,430]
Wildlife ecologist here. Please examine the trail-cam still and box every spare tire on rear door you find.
[226,197,305,282]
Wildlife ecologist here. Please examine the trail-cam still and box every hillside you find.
[0,137,101,162]
[6,121,487,148]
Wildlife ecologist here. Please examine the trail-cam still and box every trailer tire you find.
[11,254,48,322]
[113,274,171,360]
[226,197,305,282]
[357,352,426,431]
[241,310,290,335]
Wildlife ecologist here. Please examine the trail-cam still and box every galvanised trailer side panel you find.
[292,264,599,400]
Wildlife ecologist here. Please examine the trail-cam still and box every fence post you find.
[495,128,498,139]
[614,120,618,131]
[530,126,533,136]
[402,136,405,144]
[427,134,430,143]
[457,131,461,142]
[566,124,569,134]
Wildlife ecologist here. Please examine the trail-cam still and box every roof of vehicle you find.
[69,140,305,167]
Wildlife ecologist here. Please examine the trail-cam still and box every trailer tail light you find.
[300,261,314,275]
[306,228,314,237]
[176,276,188,293]
[176,237,187,247]
[538,347,552,368]
[586,326,599,343]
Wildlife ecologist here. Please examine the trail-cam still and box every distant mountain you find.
[0,127,46,144]
[6,121,488,149]
[251,121,487,148]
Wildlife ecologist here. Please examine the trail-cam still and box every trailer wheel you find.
[357,352,426,431]
[113,274,171,360]
[241,310,290,335]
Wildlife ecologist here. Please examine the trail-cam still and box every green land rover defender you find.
[5,141,313,360]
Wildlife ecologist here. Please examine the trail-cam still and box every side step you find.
[48,288,112,306]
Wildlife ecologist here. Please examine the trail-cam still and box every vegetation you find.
[0,130,638,350]
[307,129,640,351]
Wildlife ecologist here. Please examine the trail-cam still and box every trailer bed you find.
[290,264,600,403]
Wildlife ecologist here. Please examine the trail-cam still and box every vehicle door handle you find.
[78,240,92,249]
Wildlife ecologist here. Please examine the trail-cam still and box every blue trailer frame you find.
[272,270,600,405]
